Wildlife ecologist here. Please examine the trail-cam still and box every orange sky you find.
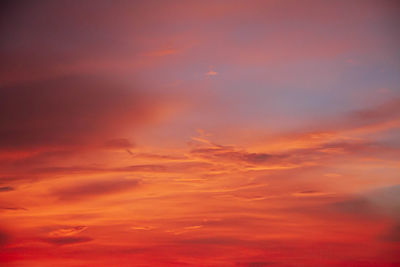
[0,1,400,266]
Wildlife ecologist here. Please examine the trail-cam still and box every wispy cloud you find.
[0,0,399,265]
[49,226,88,237]
[42,236,93,246]
[52,178,140,201]
[0,186,14,192]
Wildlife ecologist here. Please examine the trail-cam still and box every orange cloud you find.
[1,1,399,266]
[51,178,140,201]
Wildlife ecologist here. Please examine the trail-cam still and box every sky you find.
[0,0,400,266]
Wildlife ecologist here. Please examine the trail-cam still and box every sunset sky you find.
[0,1,400,266]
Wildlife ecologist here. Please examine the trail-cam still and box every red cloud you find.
[52,178,140,201]
[0,76,163,151]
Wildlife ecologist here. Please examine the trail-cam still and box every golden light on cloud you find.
[1,1,400,266]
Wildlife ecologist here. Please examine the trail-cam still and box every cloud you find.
[0,75,162,150]
[127,152,187,161]
[0,1,398,265]
[188,129,388,170]
[0,207,26,211]
[292,189,396,221]
[190,138,377,169]
[32,166,105,175]
[321,98,400,135]
[380,223,400,242]
[351,98,400,124]
[104,138,134,149]
[52,178,140,201]
[0,229,10,247]
[292,190,331,197]
[266,97,400,155]
[206,69,218,76]
[119,162,214,174]
[49,226,88,237]
[330,198,377,218]
[0,160,216,186]
[190,145,282,165]
[0,186,14,192]
[329,186,400,244]
[363,184,400,219]
[42,236,93,246]
[289,185,400,241]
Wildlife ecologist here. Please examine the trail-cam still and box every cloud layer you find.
[1,0,399,266]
